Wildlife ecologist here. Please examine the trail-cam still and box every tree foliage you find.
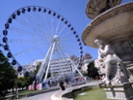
[83,53,92,60]
[17,77,25,88]
[34,62,41,75]
[17,75,34,89]
[0,51,16,97]
[87,61,99,79]
[70,55,78,60]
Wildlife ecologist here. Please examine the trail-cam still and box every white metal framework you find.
[36,35,83,82]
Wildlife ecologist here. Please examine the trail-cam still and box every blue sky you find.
[0,0,132,65]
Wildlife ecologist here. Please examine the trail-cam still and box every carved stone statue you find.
[94,39,130,85]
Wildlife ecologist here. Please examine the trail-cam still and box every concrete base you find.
[104,83,133,100]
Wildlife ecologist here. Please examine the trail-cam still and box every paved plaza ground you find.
[18,80,101,100]
[19,90,58,100]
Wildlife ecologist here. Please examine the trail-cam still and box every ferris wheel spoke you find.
[8,38,46,44]
[49,14,55,36]
[14,43,45,57]
[40,20,54,38]
[14,16,45,36]
[39,12,55,37]
[25,47,46,65]
[57,41,76,59]
[9,26,51,40]
[62,42,78,47]
[56,43,67,58]
[40,22,54,39]
[14,18,41,33]
[59,30,72,38]
[30,12,54,37]
[35,14,53,37]
[57,24,67,36]
[24,13,45,34]
[9,26,39,37]
[63,44,78,53]
[54,18,60,35]
[61,42,79,53]
[60,37,76,41]
[60,38,78,45]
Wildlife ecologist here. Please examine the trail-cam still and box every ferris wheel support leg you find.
[44,42,56,82]
[75,67,83,77]
[36,43,53,82]
[57,42,84,77]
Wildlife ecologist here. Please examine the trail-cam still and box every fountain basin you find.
[82,2,133,62]
[86,0,121,19]
[82,2,133,48]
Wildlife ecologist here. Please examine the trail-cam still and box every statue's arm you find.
[99,45,110,56]
[98,50,102,59]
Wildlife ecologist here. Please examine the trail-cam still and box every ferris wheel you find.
[2,6,83,82]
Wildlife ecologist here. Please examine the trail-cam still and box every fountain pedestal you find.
[104,83,133,100]
[82,2,133,100]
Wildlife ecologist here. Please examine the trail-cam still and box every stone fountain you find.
[82,0,133,99]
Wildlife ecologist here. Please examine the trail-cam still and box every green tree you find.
[83,53,92,60]
[17,77,25,89]
[0,51,16,97]
[87,61,99,79]
[25,75,34,89]
[34,62,41,75]
[17,75,34,90]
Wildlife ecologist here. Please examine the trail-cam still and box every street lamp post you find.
[15,72,18,99]
[15,66,22,99]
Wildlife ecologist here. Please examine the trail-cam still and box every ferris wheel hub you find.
[53,35,59,42]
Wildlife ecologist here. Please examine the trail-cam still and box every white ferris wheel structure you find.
[2,6,84,82]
